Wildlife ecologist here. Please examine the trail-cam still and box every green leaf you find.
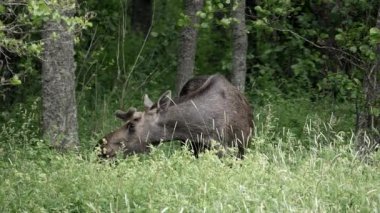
[0,19,3,27]
[253,19,267,28]
[371,107,380,117]
[254,6,270,16]
[369,27,380,37]
[220,18,231,27]
[200,22,209,29]
[335,34,344,41]
[0,4,5,14]
[369,27,380,44]
[349,46,357,53]
[10,75,22,86]
[353,78,361,85]
[196,11,206,19]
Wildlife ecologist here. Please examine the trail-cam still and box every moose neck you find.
[156,100,213,143]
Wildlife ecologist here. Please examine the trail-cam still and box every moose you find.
[97,74,254,159]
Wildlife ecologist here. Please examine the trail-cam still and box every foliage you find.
[2,0,379,110]
[246,0,379,102]
[74,0,182,110]
[0,97,41,146]
[0,0,91,110]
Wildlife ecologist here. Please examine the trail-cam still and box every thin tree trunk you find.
[356,6,380,156]
[175,0,204,96]
[231,0,248,92]
[42,6,79,150]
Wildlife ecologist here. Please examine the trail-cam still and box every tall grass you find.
[0,101,379,212]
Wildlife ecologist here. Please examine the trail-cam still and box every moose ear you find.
[115,107,136,121]
[144,94,154,111]
[157,90,172,111]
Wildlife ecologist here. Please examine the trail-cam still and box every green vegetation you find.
[1,101,379,212]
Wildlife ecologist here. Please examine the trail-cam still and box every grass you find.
[0,99,379,212]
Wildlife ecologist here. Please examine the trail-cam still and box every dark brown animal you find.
[97,74,253,159]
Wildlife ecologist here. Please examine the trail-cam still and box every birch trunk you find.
[42,6,79,150]
[231,0,248,92]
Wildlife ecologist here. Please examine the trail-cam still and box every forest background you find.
[0,0,379,211]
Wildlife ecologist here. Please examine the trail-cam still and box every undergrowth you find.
[0,100,379,212]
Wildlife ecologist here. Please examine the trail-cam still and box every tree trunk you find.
[131,0,152,34]
[175,0,204,96]
[231,0,248,92]
[356,6,380,156]
[42,6,79,150]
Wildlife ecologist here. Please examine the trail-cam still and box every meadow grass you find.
[0,101,379,212]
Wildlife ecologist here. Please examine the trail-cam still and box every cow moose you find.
[97,74,254,159]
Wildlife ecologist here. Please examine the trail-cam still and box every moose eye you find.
[127,122,135,131]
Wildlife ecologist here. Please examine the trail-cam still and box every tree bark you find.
[175,0,204,96]
[356,6,380,156]
[131,0,152,34]
[42,6,79,150]
[231,0,248,92]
